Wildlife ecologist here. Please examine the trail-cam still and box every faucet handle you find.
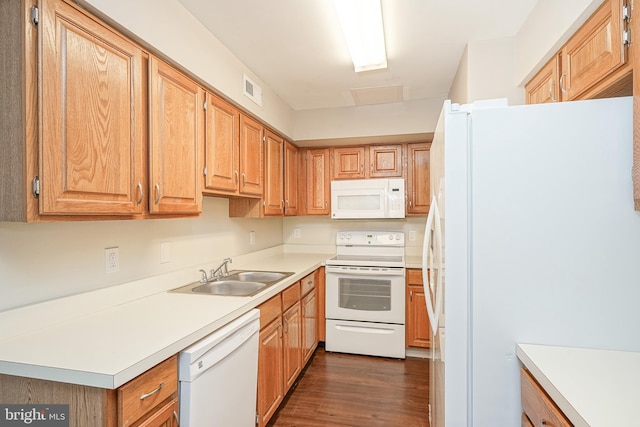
[198,269,208,284]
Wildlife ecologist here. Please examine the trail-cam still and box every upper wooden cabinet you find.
[203,93,240,194]
[525,54,561,104]
[332,145,403,180]
[148,56,203,215]
[263,130,285,216]
[406,143,431,215]
[239,115,264,196]
[526,0,631,104]
[561,0,628,101]
[284,142,299,216]
[301,148,331,216]
[369,145,403,178]
[332,146,367,179]
[203,93,264,199]
[0,0,148,221]
[40,0,146,216]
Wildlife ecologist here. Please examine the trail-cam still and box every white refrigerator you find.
[423,96,640,427]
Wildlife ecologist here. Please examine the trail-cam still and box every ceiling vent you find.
[243,74,263,106]
[351,84,403,106]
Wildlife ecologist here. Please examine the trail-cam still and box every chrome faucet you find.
[210,258,232,280]
[198,269,209,284]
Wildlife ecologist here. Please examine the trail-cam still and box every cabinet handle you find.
[541,420,555,427]
[325,201,328,209]
[370,164,373,174]
[559,72,567,94]
[281,200,285,211]
[140,382,163,400]
[173,410,180,426]
[360,164,364,173]
[410,290,413,302]
[154,183,161,205]
[409,200,413,208]
[279,323,283,337]
[242,173,247,185]
[234,170,239,184]
[284,318,289,333]
[136,182,143,205]
[549,82,557,102]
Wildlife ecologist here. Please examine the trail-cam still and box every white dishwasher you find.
[179,309,260,426]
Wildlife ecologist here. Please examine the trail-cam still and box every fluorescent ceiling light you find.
[333,0,387,73]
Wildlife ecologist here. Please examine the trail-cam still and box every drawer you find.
[407,268,422,285]
[282,281,301,311]
[300,271,316,296]
[258,294,282,329]
[520,368,572,427]
[118,355,178,427]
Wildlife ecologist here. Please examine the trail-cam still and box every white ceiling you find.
[176,0,539,112]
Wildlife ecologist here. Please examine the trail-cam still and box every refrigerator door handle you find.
[422,196,439,335]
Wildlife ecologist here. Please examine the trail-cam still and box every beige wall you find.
[448,38,524,106]
[0,198,283,311]
[448,46,469,105]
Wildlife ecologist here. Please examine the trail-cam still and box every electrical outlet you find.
[249,231,256,245]
[160,242,171,264]
[409,230,417,242]
[105,247,119,273]
[293,228,301,239]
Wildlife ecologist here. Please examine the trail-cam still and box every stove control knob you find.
[388,234,393,240]
[395,234,401,240]
[346,233,352,239]
[338,233,345,241]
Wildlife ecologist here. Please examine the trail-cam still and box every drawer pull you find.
[541,419,555,426]
[173,410,180,426]
[140,382,163,400]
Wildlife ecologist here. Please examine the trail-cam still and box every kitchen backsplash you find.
[0,197,282,312]
[0,197,426,312]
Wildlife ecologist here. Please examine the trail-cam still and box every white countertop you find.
[0,248,332,389]
[516,343,640,427]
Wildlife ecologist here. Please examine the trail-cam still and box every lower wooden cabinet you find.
[256,269,320,427]
[406,269,431,349]
[0,355,179,427]
[521,368,572,427]
[257,304,285,427]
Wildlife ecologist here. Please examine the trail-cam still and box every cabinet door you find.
[369,145,403,177]
[284,141,299,216]
[264,130,284,216]
[406,143,431,215]
[257,318,284,427]
[204,93,239,194]
[407,285,431,348]
[41,0,144,215]
[239,114,263,196]
[149,56,202,214]
[301,288,318,363]
[305,148,331,215]
[332,146,367,179]
[136,397,178,427]
[561,0,626,101]
[283,302,302,391]
[525,54,561,104]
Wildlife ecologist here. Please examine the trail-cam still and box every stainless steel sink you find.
[170,270,294,297]
[225,271,288,283]
[191,280,266,296]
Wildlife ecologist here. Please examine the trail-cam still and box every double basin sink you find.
[171,270,294,297]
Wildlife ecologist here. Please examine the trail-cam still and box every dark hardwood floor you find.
[268,346,429,427]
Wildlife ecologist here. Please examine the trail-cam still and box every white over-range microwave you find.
[330,178,405,219]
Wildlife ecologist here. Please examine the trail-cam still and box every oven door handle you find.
[325,266,405,276]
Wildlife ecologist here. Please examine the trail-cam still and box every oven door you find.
[325,265,406,324]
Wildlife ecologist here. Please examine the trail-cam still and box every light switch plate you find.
[160,242,171,264]
[249,231,256,245]
[409,230,417,242]
[293,228,301,239]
